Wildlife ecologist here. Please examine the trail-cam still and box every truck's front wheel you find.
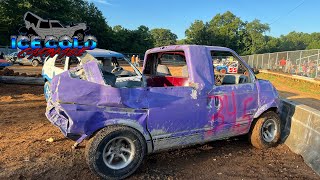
[249,111,281,149]
[85,126,146,179]
[31,60,40,67]
[44,81,51,101]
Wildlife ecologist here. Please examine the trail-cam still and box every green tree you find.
[265,36,281,53]
[131,25,154,52]
[176,39,188,45]
[207,11,245,51]
[112,25,153,53]
[185,20,210,45]
[278,31,309,51]
[243,19,270,54]
[150,28,178,47]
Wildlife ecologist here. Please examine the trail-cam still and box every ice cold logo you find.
[10,35,97,59]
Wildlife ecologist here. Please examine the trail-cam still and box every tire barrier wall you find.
[280,99,320,176]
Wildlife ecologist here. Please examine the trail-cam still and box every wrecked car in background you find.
[20,12,89,40]
[0,59,12,70]
[45,45,281,179]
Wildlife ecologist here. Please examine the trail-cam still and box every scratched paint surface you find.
[45,45,280,152]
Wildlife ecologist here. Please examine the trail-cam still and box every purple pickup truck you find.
[46,45,281,179]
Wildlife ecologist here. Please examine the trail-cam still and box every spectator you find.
[111,57,120,67]
[279,57,286,72]
[0,52,4,59]
[131,55,135,64]
[302,63,307,76]
[135,55,140,67]
[285,59,291,73]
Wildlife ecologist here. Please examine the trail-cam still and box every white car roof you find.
[86,48,125,58]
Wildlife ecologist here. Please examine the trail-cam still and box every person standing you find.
[279,57,286,72]
[135,55,140,67]
[131,55,135,65]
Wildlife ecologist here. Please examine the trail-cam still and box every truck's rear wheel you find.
[249,111,281,149]
[85,126,146,179]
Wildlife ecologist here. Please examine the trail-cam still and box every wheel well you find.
[74,30,84,36]
[267,107,278,114]
[32,59,40,63]
[249,107,278,132]
[88,124,149,151]
[88,124,147,142]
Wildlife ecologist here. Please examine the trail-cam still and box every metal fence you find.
[241,49,320,79]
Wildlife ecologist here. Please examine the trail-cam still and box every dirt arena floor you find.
[0,65,318,179]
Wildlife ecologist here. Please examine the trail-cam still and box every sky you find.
[88,0,319,39]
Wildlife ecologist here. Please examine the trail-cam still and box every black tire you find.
[249,111,281,149]
[31,60,39,67]
[85,126,146,180]
[18,63,24,66]
[18,26,28,36]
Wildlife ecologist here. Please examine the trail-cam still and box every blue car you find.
[0,59,12,70]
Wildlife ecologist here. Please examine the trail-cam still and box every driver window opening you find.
[96,56,142,88]
[143,51,189,87]
[211,51,251,86]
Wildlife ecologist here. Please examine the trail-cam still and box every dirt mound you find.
[0,68,42,77]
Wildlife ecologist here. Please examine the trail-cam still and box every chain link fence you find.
[241,49,320,79]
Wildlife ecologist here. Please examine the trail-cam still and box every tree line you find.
[1,0,320,55]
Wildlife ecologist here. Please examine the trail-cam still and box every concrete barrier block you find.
[0,76,44,85]
[280,99,320,176]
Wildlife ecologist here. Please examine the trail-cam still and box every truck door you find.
[208,50,258,138]
[50,22,68,38]
[144,52,208,151]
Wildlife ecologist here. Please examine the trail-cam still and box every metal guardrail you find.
[241,49,320,79]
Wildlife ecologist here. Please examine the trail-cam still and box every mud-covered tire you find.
[249,111,281,149]
[85,126,146,180]
[31,60,39,67]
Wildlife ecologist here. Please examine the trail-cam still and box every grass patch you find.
[256,73,320,96]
